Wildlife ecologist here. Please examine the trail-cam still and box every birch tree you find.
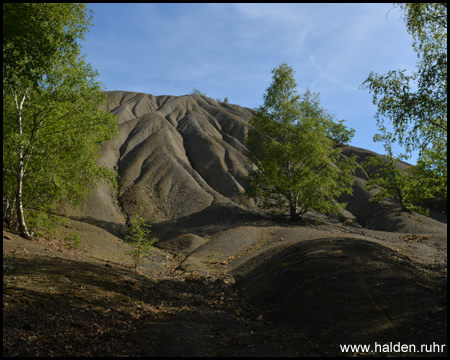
[3,4,118,239]
[361,3,447,198]
[244,63,357,221]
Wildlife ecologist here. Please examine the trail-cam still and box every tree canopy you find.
[360,3,447,191]
[244,63,357,221]
[3,3,92,88]
[3,4,118,239]
[361,131,437,215]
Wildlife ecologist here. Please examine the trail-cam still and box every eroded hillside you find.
[69,91,445,237]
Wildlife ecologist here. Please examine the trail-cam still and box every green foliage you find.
[360,3,447,192]
[206,249,222,264]
[190,88,228,104]
[398,3,447,55]
[124,207,158,269]
[189,88,229,104]
[326,119,356,145]
[3,3,93,88]
[244,63,357,221]
[190,88,207,96]
[293,89,355,145]
[281,262,295,268]
[26,210,70,238]
[3,4,119,237]
[64,229,82,249]
[216,97,229,104]
[361,131,438,215]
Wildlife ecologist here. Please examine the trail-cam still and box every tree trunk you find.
[16,174,32,239]
[289,202,298,222]
[287,162,299,222]
[14,89,33,240]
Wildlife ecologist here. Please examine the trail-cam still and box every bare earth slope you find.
[82,91,255,225]
[4,91,447,356]
[73,91,446,234]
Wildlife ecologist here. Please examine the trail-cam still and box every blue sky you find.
[82,3,420,163]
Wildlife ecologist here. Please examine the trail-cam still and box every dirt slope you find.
[72,91,446,236]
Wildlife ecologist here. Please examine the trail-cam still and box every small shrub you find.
[64,229,82,248]
[124,208,158,269]
[215,97,229,103]
[206,249,222,264]
[190,88,206,96]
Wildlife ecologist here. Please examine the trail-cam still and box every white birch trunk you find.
[14,89,33,239]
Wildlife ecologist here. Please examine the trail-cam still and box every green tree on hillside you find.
[244,63,357,221]
[3,4,118,239]
[360,3,447,202]
[189,88,230,104]
[361,129,437,215]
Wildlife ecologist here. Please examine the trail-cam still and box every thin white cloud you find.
[82,3,423,163]
[232,3,315,47]
[233,3,302,22]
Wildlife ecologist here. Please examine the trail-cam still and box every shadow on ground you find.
[232,237,447,356]
[3,254,288,356]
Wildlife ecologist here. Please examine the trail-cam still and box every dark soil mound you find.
[233,237,447,355]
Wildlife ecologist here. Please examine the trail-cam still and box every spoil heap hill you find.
[70,90,445,236]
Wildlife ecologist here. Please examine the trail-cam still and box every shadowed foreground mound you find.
[3,230,286,357]
[233,238,447,355]
[4,224,447,357]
